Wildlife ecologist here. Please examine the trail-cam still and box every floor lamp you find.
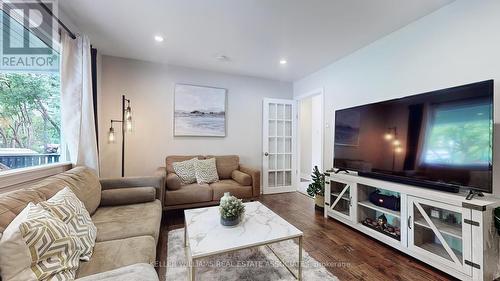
[107,95,133,177]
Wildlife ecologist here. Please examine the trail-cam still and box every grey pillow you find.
[172,158,197,184]
[194,158,219,184]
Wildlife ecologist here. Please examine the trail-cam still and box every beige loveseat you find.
[0,166,162,280]
[156,155,260,210]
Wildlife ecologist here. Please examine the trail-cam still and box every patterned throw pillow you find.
[40,187,97,261]
[173,158,197,184]
[0,203,82,281]
[194,158,219,184]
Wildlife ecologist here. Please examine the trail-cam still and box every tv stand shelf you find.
[325,172,500,281]
[358,200,401,218]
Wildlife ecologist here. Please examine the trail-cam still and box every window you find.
[0,5,61,172]
[422,101,492,166]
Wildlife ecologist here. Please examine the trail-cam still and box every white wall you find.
[293,0,500,194]
[99,56,292,178]
[299,94,323,178]
[311,94,322,171]
[299,98,312,177]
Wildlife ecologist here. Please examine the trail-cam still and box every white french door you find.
[262,98,297,194]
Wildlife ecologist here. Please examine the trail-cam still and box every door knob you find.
[264,152,269,156]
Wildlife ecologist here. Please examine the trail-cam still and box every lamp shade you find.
[108,127,116,143]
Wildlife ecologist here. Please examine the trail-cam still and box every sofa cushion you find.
[211,180,253,201]
[91,200,162,243]
[166,155,204,174]
[100,187,156,206]
[0,167,100,233]
[76,263,159,281]
[232,170,252,186]
[59,167,102,215]
[166,173,182,191]
[194,158,219,184]
[165,183,212,206]
[40,187,97,261]
[75,236,156,279]
[206,155,239,179]
[0,189,45,233]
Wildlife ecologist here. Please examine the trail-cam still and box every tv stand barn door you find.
[407,196,472,276]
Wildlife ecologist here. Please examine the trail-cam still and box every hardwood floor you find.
[156,192,456,281]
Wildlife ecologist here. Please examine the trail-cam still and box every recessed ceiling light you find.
[154,35,164,42]
[279,59,287,65]
[215,54,231,62]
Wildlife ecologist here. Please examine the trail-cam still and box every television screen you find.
[334,80,493,193]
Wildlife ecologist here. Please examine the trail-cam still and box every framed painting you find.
[174,84,227,137]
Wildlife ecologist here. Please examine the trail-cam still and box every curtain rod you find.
[36,0,77,40]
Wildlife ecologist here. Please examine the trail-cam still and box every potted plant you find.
[219,192,246,226]
[307,166,325,209]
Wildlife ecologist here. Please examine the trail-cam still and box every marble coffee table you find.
[184,201,303,281]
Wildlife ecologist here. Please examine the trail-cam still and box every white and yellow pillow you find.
[0,202,82,281]
[194,158,219,184]
[40,187,97,261]
[173,158,197,184]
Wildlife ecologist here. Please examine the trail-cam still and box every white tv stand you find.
[324,172,500,281]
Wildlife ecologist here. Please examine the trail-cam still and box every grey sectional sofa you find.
[0,166,162,280]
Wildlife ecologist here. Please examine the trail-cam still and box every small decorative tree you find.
[307,166,325,208]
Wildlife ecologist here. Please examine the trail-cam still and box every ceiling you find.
[60,0,454,82]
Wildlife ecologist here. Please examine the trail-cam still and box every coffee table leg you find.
[298,236,302,281]
[190,258,195,281]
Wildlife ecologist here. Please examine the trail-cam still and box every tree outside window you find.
[0,73,61,170]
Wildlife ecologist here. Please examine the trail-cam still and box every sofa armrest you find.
[166,173,182,190]
[100,187,156,206]
[232,170,252,186]
[239,165,261,197]
[99,176,163,205]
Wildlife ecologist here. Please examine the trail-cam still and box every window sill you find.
[0,162,73,193]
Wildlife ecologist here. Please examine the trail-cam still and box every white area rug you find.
[165,228,338,281]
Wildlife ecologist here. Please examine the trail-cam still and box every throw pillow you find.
[39,187,97,261]
[194,158,219,184]
[173,158,197,184]
[0,203,81,281]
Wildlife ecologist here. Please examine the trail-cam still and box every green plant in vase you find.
[219,192,245,226]
[307,166,325,209]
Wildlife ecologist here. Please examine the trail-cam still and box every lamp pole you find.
[108,94,132,177]
[121,95,126,177]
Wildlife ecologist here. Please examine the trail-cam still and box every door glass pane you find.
[269,154,276,170]
[285,171,292,186]
[277,138,285,153]
[285,104,292,120]
[285,138,292,153]
[330,181,350,216]
[269,103,277,119]
[277,154,284,170]
[277,121,284,136]
[277,104,284,119]
[269,138,276,153]
[269,120,276,136]
[277,171,284,186]
[284,154,291,169]
[413,202,463,264]
[285,121,292,137]
[268,172,276,187]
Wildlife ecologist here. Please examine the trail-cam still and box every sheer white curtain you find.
[61,33,99,174]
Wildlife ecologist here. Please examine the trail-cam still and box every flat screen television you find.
[333,80,494,193]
